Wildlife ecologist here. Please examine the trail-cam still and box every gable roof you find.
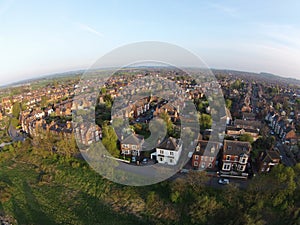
[122,133,144,145]
[234,119,262,130]
[261,150,280,163]
[223,140,251,156]
[158,137,180,151]
[194,140,221,157]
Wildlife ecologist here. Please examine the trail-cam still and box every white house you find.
[155,137,183,165]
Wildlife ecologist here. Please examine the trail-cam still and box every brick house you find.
[221,140,251,177]
[192,140,221,170]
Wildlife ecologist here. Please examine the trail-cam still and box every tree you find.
[10,118,19,128]
[239,134,254,143]
[101,87,107,94]
[225,99,232,109]
[101,124,119,157]
[40,95,48,108]
[199,113,212,130]
[159,112,175,137]
[189,195,222,224]
[12,102,20,118]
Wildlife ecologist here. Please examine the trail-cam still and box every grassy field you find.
[1,142,300,225]
[0,149,151,225]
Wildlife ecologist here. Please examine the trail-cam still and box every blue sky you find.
[1,0,300,85]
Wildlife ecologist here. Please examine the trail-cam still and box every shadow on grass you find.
[11,181,57,225]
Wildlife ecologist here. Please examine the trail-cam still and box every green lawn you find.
[0,151,150,225]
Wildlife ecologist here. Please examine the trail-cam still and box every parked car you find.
[131,156,137,163]
[142,158,148,164]
[218,178,230,185]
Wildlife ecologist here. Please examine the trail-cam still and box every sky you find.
[1,0,300,85]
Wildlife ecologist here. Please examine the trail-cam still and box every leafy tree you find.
[189,195,222,224]
[199,113,212,130]
[101,124,119,157]
[239,133,254,143]
[40,95,48,108]
[101,87,107,94]
[10,118,19,128]
[225,99,232,109]
[159,112,175,137]
[12,102,20,118]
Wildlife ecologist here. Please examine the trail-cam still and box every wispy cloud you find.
[209,2,239,18]
[76,22,104,38]
[258,23,300,49]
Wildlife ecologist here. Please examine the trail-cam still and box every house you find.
[283,127,297,145]
[234,119,261,131]
[133,97,150,118]
[156,137,182,165]
[221,140,251,177]
[192,141,221,170]
[242,112,256,121]
[226,126,259,141]
[74,123,101,145]
[120,133,144,156]
[257,150,281,173]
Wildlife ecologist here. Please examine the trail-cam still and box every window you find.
[194,161,198,167]
[234,156,238,161]
[170,151,174,156]
[239,154,248,164]
[228,145,232,150]
[159,150,164,155]
[201,163,206,168]
[210,146,215,153]
[195,155,199,160]
[122,144,129,148]
[196,146,200,151]
[210,157,214,162]
[204,156,208,161]
[132,145,137,150]
[226,155,231,161]
[208,163,212,168]
[122,150,130,154]
[223,163,231,171]
[159,157,163,161]
[237,165,245,171]
[169,159,173,164]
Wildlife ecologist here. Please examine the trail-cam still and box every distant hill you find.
[2,68,300,88]
[212,69,300,87]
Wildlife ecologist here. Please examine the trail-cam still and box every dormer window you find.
[239,154,248,164]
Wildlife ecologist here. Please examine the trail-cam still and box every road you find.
[169,171,249,189]
[8,124,26,142]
